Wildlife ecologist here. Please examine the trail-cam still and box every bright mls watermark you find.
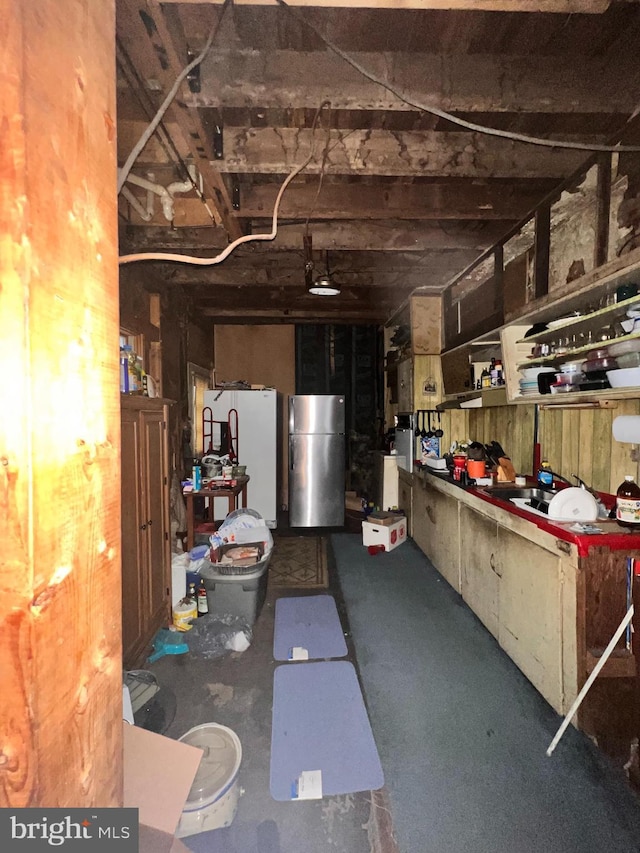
[0,809,138,851]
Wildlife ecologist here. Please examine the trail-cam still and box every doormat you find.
[268,536,328,589]
[270,661,384,800]
[273,595,347,661]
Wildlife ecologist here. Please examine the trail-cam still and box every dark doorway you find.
[295,325,383,500]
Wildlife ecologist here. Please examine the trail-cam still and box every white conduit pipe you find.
[167,164,198,199]
[546,604,634,757]
[118,153,313,266]
[121,185,153,222]
[117,23,219,193]
[125,173,174,222]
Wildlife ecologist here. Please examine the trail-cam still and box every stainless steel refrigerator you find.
[288,395,345,527]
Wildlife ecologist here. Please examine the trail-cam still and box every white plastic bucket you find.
[176,723,242,838]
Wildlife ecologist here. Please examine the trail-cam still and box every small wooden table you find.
[184,475,250,550]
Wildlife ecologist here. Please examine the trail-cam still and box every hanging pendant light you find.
[308,250,340,296]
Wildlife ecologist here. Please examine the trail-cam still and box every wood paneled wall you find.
[442,400,640,494]
[1,1,121,807]
[214,325,295,508]
[436,402,640,492]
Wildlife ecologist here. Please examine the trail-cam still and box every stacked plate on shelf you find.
[518,366,555,396]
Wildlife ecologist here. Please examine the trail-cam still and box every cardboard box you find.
[345,491,363,512]
[123,723,203,853]
[367,510,405,527]
[362,517,407,552]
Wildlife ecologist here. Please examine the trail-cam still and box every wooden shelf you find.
[586,648,636,679]
[515,292,640,347]
[438,386,507,410]
[516,329,640,369]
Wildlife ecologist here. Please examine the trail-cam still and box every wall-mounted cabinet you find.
[121,396,172,668]
[443,248,640,409]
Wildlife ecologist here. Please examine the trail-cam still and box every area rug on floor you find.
[270,661,384,801]
[268,536,328,589]
[273,595,347,661]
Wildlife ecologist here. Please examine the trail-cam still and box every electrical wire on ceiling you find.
[273,0,640,153]
[117,1,230,194]
[119,101,332,265]
[116,39,217,225]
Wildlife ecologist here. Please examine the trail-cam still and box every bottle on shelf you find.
[197,578,209,616]
[615,475,640,529]
[537,460,554,488]
[480,366,492,389]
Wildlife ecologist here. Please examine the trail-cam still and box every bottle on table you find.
[615,475,640,529]
[537,460,554,488]
[197,579,209,616]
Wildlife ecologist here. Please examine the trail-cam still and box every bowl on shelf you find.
[606,367,640,388]
[518,366,555,381]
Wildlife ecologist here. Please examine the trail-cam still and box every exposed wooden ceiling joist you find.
[191,50,639,115]
[116,0,640,323]
[159,0,610,13]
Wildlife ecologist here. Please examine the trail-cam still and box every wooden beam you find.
[117,0,242,239]
[534,205,551,299]
[192,49,636,115]
[1,0,121,807]
[119,123,590,178]
[160,0,610,12]
[119,220,515,252]
[595,152,612,268]
[122,179,555,223]
[200,307,390,323]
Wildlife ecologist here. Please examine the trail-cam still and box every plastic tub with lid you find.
[176,723,243,838]
[606,367,640,388]
[616,351,640,369]
[608,338,640,357]
[582,357,618,374]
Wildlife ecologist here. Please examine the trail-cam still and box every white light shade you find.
[613,415,640,444]
[308,274,340,296]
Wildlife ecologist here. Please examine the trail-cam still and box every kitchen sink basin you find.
[480,486,556,502]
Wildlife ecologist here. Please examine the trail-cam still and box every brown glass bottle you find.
[615,475,640,529]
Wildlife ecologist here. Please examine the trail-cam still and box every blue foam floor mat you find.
[273,595,347,661]
[270,660,384,801]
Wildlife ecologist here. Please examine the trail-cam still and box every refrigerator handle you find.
[289,438,294,470]
[289,397,295,435]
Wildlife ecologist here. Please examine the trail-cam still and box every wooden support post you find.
[595,152,612,269]
[0,1,122,807]
[494,244,504,324]
[534,205,551,300]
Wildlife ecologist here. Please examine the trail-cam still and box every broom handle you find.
[547,604,634,757]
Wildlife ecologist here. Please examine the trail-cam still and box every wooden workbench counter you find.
[412,467,640,766]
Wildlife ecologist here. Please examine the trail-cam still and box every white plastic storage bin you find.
[362,517,407,552]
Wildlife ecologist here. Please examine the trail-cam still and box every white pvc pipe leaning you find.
[121,185,153,222]
[546,604,634,757]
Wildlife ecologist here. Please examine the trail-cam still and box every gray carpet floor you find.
[332,532,640,853]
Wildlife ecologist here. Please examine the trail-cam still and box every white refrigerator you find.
[202,389,279,528]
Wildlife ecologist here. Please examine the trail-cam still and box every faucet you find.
[549,471,609,519]
[547,470,573,488]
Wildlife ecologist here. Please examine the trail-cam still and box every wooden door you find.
[141,408,170,638]
[413,479,461,592]
[121,408,146,665]
[398,474,412,536]
[497,525,564,713]
[460,505,500,638]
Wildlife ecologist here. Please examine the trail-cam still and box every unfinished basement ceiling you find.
[116,0,640,324]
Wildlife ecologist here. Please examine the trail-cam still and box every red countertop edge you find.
[418,467,640,558]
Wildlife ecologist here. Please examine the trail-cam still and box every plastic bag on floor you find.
[185,614,253,659]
